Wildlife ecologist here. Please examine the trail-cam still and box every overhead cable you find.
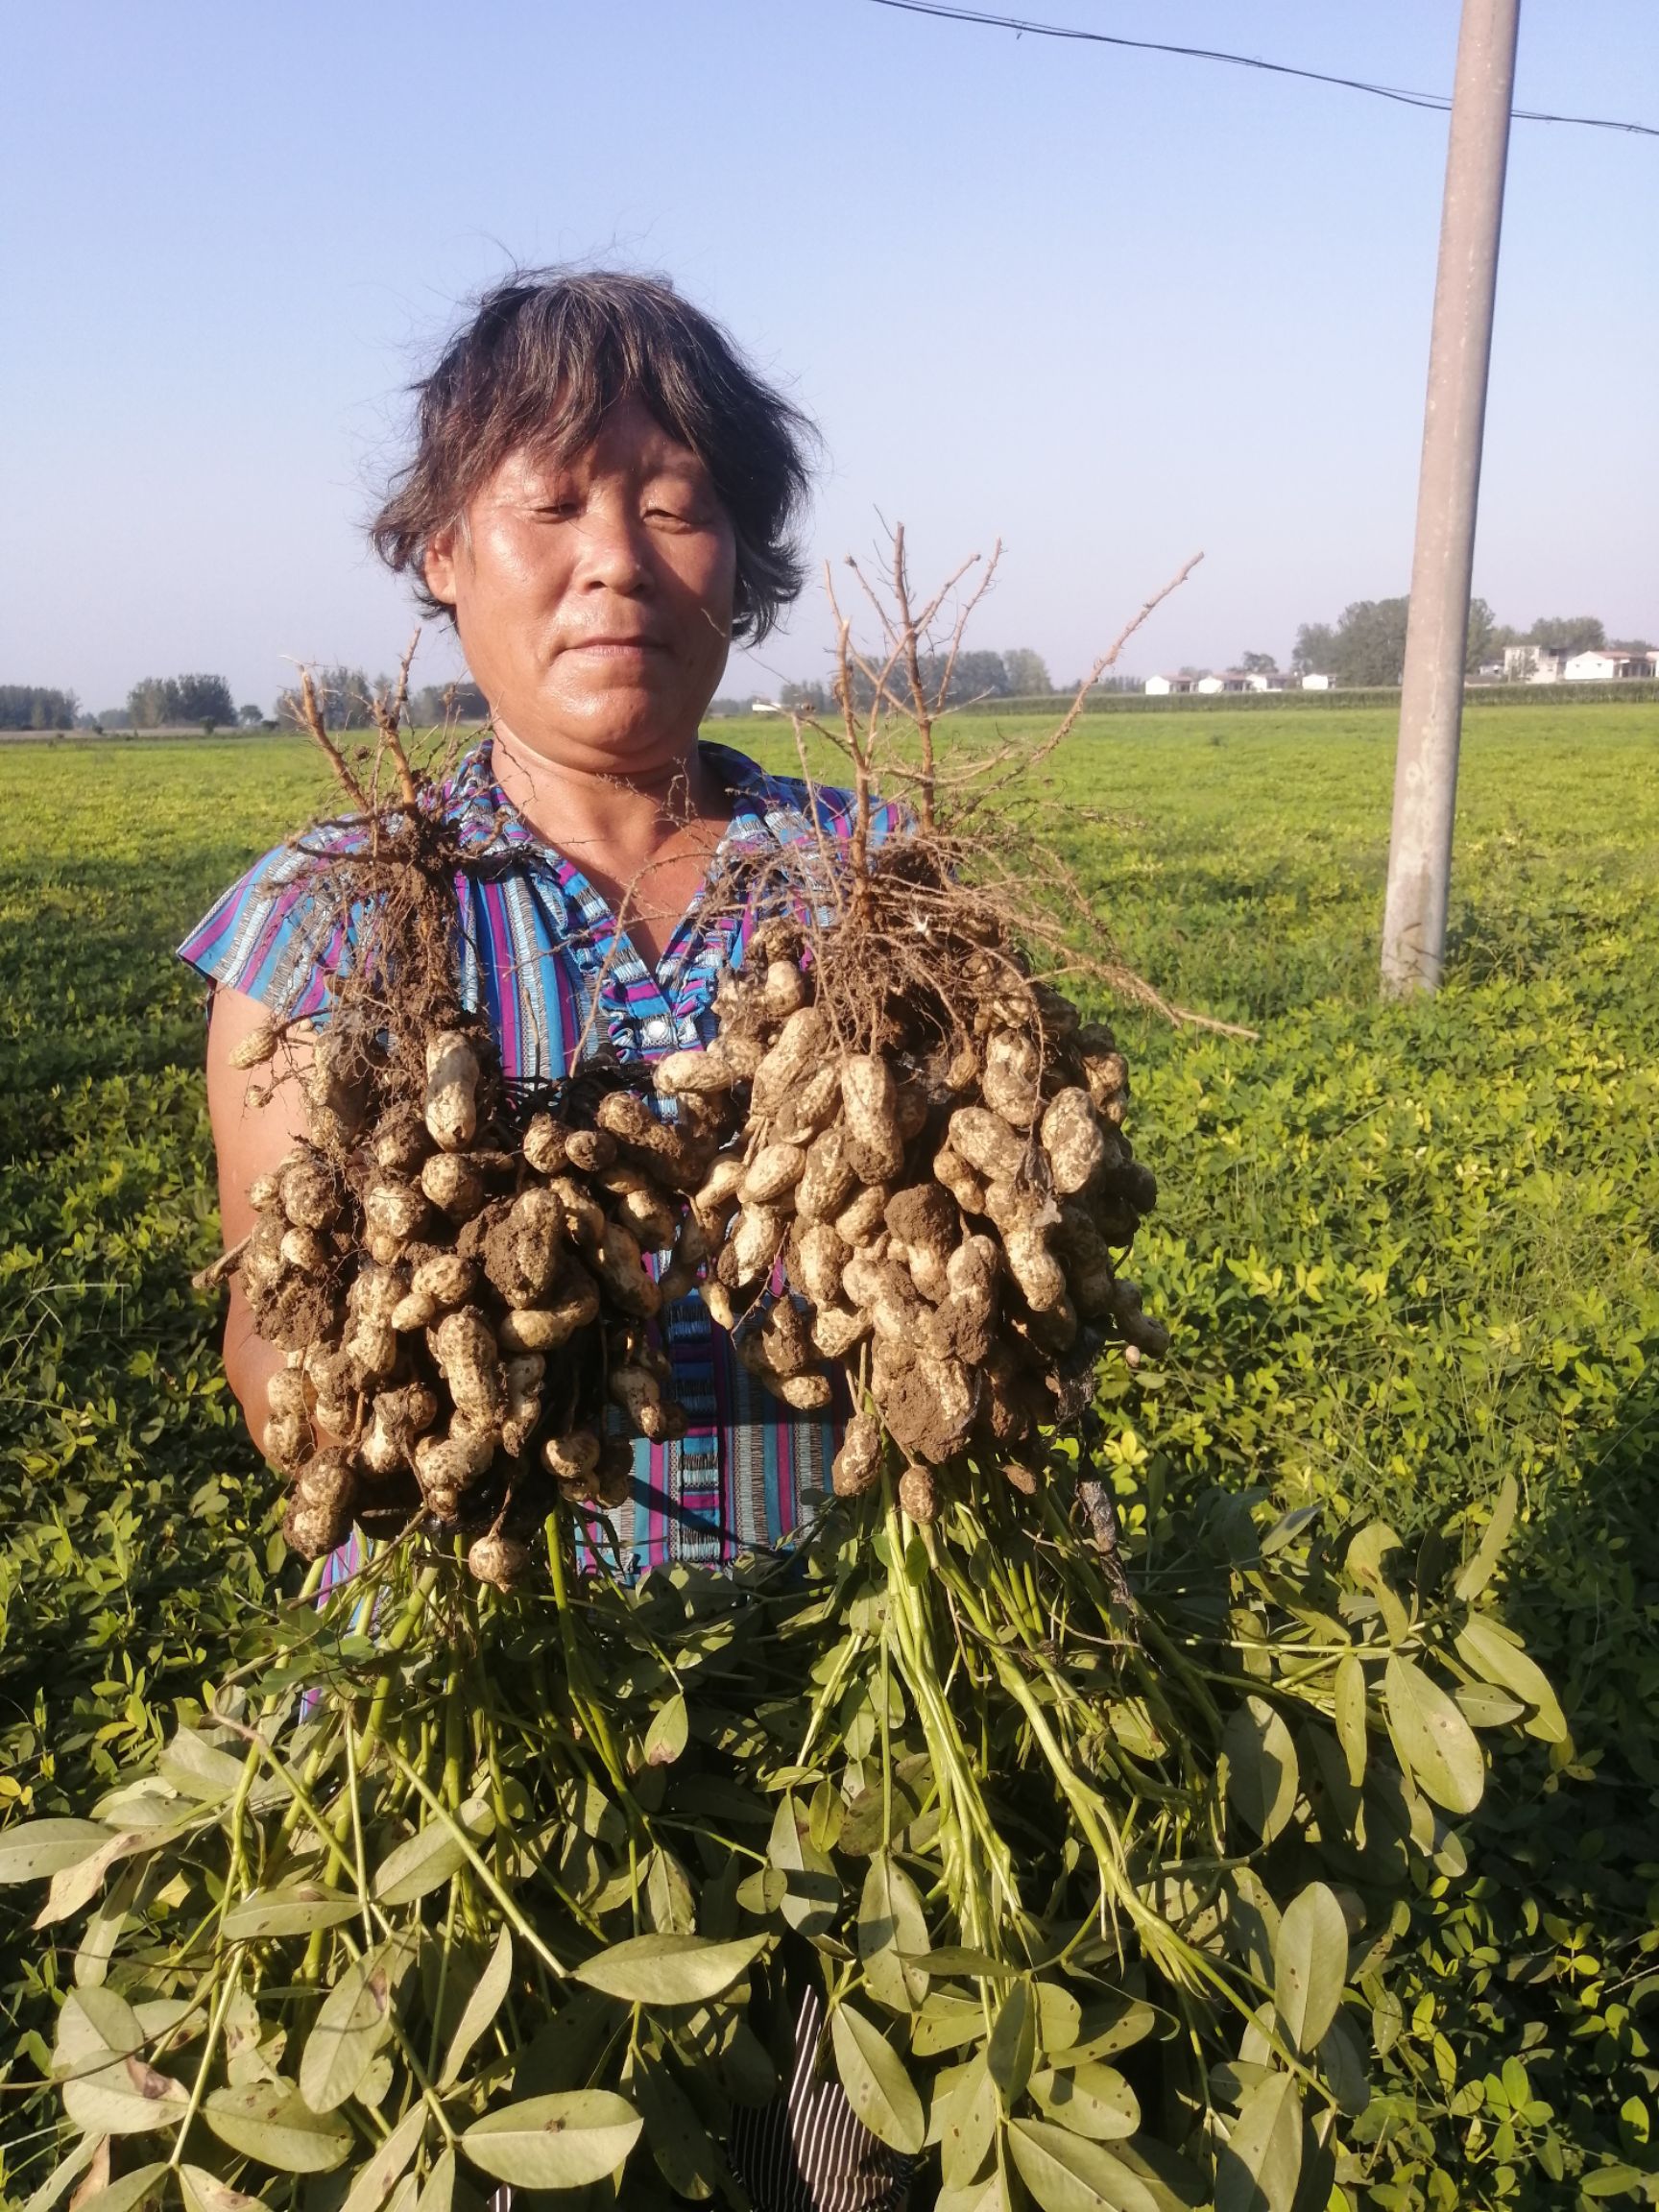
[868,0,1659,141]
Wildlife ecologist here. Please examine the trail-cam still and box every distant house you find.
[1563,647,1657,682]
[1300,673,1333,690]
[1503,644,1567,683]
[1504,643,1656,683]
[1145,668,1292,695]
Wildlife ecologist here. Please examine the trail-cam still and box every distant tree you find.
[1290,624,1336,676]
[411,681,489,727]
[1610,636,1655,657]
[1001,648,1053,696]
[1331,600,1411,685]
[238,703,263,727]
[923,649,1009,704]
[128,678,172,728]
[779,679,830,713]
[276,666,373,731]
[1527,614,1605,657]
[1465,597,1497,674]
[1240,650,1278,675]
[97,708,132,731]
[176,674,235,725]
[1292,599,1488,686]
[128,674,234,728]
[0,685,79,730]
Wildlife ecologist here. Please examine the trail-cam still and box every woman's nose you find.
[574,498,651,592]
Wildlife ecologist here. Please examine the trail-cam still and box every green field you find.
[2,704,1657,2205]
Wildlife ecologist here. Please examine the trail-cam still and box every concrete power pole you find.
[1380,0,1521,994]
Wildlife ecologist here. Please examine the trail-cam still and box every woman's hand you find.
[204,986,319,1462]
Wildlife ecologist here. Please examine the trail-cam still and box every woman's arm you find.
[204,985,316,1459]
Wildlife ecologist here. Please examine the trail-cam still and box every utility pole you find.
[1380,0,1521,994]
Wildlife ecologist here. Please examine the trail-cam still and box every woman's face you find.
[423,395,737,775]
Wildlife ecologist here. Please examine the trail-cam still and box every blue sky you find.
[3,1,1653,712]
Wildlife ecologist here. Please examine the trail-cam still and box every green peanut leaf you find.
[299,1941,410,2112]
[336,2103,429,2212]
[858,1852,930,2013]
[0,1819,112,1886]
[643,1692,689,1767]
[1383,1654,1484,1815]
[1334,1652,1368,1788]
[1453,1475,1518,1602]
[903,1947,1021,1981]
[62,2055,189,2137]
[18,2133,103,2212]
[1028,2061,1141,2141]
[988,1981,1037,2106]
[1273,1882,1348,2053]
[1259,1505,1320,1557]
[412,2148,463,2212]
[830,2001,926,2155]
[438,1926,513,2090]
[1214,2071,1303,2212]
[1049,1999,1160,2067]
[460,2090,642,2188]
[158,1726,250,1803]
[1455,1681,1527,1729]
[935,2175,1009,2212]
[204,2082,354,2173]
[767,1794,840,1937]
[1318,2009,1371,2118]
[1007,2117,1163,2212]
[56,1984,143,2070]
[72,2164,171,2212]
[179,2166,275,2212]
[221,1882,362,1940]
[573,1930,767,2008]
[1034,1983,1082,2057]
[913,1990,987,2056]
[1455,1615,1568,1743]
[1222,1697,1299,1843]
[1220,1868,1280,1987]
[373,1798,494,1906]
[938,2054,998,2190]
[735,1867,787,1914]
[631,2059,721,2200]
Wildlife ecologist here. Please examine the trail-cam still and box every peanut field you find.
[2,705,1656,2207]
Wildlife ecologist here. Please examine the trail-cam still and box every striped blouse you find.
[180,736,901,1575]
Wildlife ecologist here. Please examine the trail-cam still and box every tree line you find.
[272,670,491,730]
[1288,604,1654,687]
[0,685,80,730]
[709,647,1057,719]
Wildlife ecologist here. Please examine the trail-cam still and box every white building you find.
[1300,672,1332,690]
[1503,643,1566,683]
[1563,647,1657,682]
[1142,674,1195,695]
[1503,643,1655,684]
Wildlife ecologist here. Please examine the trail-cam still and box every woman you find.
[181,270,910,2212]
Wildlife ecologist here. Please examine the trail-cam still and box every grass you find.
[1,700,1656,2204]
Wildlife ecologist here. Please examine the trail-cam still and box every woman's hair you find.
[372,268,815,641]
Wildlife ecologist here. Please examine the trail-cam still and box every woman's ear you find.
[423,522,461,609]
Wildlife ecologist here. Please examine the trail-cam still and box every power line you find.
[868,0,1659,140]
